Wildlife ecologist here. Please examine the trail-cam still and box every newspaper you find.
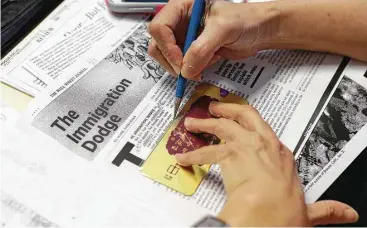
[6,15,365,226]
[2,5,367,227]
[294,60,367,202]
[0,105,50,227]
[0,0,148,97]
[1,0,84,95]
[0,0,277,97]
[1,103,210,227]
[1,192,57,227]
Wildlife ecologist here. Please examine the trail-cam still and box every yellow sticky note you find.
[140,83,248,195]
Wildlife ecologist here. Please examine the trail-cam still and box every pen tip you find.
[173,98,182,120]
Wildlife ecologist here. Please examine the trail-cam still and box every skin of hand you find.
[148,0,367,80]
[148,0,277,80]
[175,102,359,226]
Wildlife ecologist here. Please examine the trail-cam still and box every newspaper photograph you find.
[297,76,367,186]
[7,19,367,226]
[295,60,367,202]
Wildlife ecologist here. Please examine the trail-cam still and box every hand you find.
[175,102,359,226]
[148,0,280,80]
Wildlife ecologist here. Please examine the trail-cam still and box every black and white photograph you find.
[297,76,367,186]
[105,23,166,83]
[32,23,167,161]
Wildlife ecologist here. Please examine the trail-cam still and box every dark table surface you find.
[1,0,63,56]
[320,147,367,227]
[1,1,366,226]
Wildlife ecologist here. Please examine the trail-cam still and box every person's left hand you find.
[175,102,358,226]
[307,200,359,226]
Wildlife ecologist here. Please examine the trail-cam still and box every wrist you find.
[257,0,311,50]
[216,194,264,227]
[217,193,310,227]
[254,0,352,53]
[236,1,285,52]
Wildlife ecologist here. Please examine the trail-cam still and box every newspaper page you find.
[294,60,367,203]
[1,0,85,96]
[4,22,367,227]
[202,55,367,203]
[1,192,57,227]
[0,0,148,97]
[1,103,210,227]
[0,103,56,227]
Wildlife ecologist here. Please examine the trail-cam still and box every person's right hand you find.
[148,0,280,80]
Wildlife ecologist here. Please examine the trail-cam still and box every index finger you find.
[175,144,229,166]
[181,24,225,79]
[148,0,192,74]
[209,102,276,139]
[184,117,250,142]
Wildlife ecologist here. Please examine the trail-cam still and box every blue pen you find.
[173,0,206,119]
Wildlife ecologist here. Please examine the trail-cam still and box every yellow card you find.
[140,83,248,195]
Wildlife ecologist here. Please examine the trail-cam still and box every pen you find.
[173,0,206,119]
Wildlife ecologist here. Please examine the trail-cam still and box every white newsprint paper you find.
[2,11,367,228]
[294,60,367,203]
[0,0,269,97]
[1,104,210,227]
[0,0,148,97]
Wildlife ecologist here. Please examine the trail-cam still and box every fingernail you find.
[191,74,202,82]
[175,154,190,167]
[184,117,194,127]
[172,64,181,75]
[209,101,220,116]
[168,69,178,77]
[344,208,359,221]
[195,74,203,81]
[181,63,196,79]
[209,54,222,66]
[175,154,183,161]
[210,101,219,107]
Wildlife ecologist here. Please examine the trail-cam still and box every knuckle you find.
[196,148,207,158]
[147,42,158,58]
[252,133,265,147]
[213,16,227,29]
[233,107,246,123]
[160,48,172,59]
[226,143,239,157]
[289,156,297,172]
[210,1,228,15]
[189,41,208,59]
[186,151,198,162]
[147,22,157,36]
[284,149,296,168]
[147,22,162,36]
[324,201,336,219]
[242,105,260,117]
[213,17,232,36]
[213,118,226,137]
[272,138,283,152]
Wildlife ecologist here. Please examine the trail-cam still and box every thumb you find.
[307,200,359,226]
[181,25,225,80]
